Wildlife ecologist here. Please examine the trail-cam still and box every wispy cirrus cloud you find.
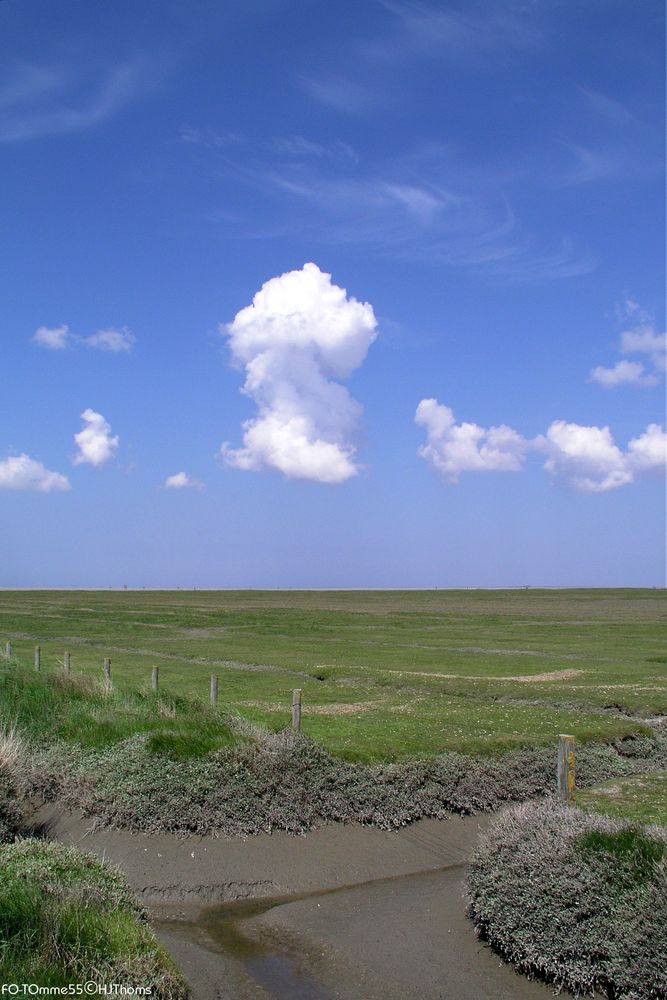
[186,133,594,282]
[371,0,543,63]
[0,58,157,143]
[546,88,663,188]
[301,2,543,114]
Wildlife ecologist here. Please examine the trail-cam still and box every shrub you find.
[24,727,667,836]
[467,800,667,999]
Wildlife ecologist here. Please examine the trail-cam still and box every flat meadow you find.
[0,588,664,762]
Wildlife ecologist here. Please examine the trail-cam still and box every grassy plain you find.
[0,588,664,762]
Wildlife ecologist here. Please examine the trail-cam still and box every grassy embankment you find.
[0,729,188,995]
[0,588,664,762]
[0,839,188,994]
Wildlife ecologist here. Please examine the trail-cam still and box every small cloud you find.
[590,359,657,388]
[541,420,632,493]
[270,135,359,165]
[626,424,667,474]
[620,324,666,370]
[590,301,665,388]
[221,262,377,484]
[163,472,204,490]
[73,409,119,467]
[32,324,72,350]
[415,398,530,483]
[83,327,135,353]
[179,124,243,148]
[0,453,70,492]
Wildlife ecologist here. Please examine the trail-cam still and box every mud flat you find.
[29,803,553,1000]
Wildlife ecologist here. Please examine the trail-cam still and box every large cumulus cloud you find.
[221,263,377,483]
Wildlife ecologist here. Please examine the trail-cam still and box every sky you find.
[1,0,665,588]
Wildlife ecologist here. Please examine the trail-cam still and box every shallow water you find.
[153,863,465,1000]
[155,891,337,999]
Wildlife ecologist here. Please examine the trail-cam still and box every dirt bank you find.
[30,803,553,1000]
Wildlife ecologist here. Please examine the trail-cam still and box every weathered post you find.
[103,657,112,690]
[210,674,218,707]
[151,666,159,691]
[34,646,41,672]
[63,651,70,675]
[557,734,576,806]
[292,688,302,731]
[5,641,12,659]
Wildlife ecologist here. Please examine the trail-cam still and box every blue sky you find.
[1,0,665,588]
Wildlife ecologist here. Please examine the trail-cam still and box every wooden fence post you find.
[152,666,159,691]
[557,734,575,806]
[210,674,218,707]
[63,651,70,675]
[5,641,11,659]
[292,688,302,731]
[34,646,41,672]
[103,658,112,690]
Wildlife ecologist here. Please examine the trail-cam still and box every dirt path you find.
[32,805,553,1000]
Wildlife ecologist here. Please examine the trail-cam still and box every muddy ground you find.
[30,803,554,1000]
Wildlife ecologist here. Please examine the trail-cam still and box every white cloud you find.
[590,359,657,388]
[541,420,632,493]
[32,324,72,350]
[0,454,70,492]
[415,400,665,494]
[591,304,665,388]
[415,399,530,483]
[73,409,119,467]
[84,328,135,353]
[163,472,204,490]
[31,324,135,352]
[626,424,667,473]
[221,262,377,484]
[620,324,666,371]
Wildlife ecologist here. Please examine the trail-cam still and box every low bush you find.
[467,800,667,999]
[26,726,667,836]
[0,839,189,996]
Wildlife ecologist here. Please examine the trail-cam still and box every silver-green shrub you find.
[467,800,667,999]
[27,728,667,836]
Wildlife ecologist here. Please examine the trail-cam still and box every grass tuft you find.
[0,840,189,996]
[578,825,664,882]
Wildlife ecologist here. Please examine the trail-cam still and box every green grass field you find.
[0,588,664,761]
[577,771,667,826]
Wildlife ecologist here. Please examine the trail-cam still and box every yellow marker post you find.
[557,734,576,805]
